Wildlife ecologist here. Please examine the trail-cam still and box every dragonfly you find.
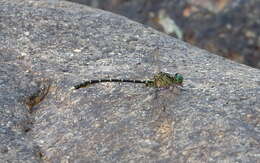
[73,72,183,89]
[73,47,183,90]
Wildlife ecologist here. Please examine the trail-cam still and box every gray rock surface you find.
[0,0,259,162]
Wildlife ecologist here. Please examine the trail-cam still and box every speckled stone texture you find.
[0,0,259,162]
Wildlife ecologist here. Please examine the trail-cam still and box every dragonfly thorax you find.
[153,72,183,88]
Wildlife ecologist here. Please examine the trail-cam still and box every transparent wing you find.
[153,47,161,74]
[151,47,166,120]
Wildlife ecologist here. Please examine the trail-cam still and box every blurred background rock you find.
[66,0,260,69]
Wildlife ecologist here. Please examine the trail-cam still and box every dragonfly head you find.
[174,73,183,86]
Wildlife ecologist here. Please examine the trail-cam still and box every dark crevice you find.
[24,79,51,113]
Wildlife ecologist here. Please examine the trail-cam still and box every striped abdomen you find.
[74,79,154,89]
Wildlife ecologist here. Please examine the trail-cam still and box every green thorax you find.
[146,72,183,88]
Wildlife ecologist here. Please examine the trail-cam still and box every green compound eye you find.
[174,73,183,85]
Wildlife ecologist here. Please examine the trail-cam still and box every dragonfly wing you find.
[152,86,180,117]
[149,88,169,121]
[153,47,161,74]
